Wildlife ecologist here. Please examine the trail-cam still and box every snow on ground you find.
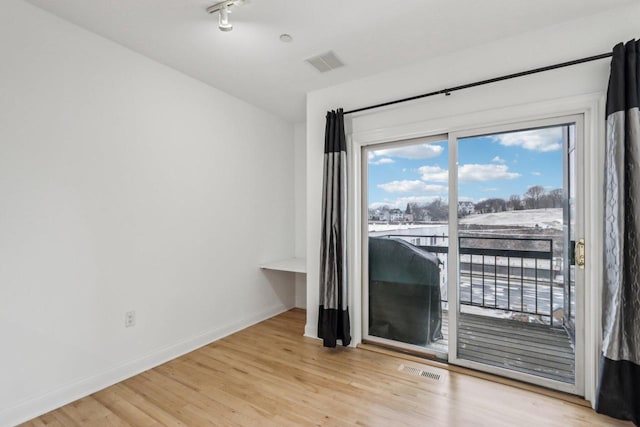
[368,223,442,233]
[460,208,562,230]
[369,208,563,234]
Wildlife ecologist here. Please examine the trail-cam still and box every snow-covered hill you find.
[460,208,562,230]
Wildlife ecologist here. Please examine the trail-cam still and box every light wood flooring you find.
[22,309,629,427]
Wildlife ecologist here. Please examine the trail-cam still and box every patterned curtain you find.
[318,109,351,347]
[597,40,640,425]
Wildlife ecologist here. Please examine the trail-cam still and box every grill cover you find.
[369,237,443,346]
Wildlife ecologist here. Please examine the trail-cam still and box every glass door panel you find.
[364,136,449,357]
[453,120,582,394]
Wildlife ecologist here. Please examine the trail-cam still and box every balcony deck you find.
[439,311,575,384]
[372,234,575,385]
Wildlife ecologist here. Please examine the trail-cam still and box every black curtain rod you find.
[343,52,613,115]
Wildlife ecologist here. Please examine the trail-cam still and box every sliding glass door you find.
[450,117,583,394]
[363,135,450,358]
[362,115,584,395]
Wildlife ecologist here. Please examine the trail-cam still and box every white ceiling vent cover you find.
[305,51,345,73]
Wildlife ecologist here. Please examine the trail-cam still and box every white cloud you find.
[531,171,541,176]
[418,165,449,182]
[481,187,498,192]
[459,164,521,182]
[492,156,506,164]
[369,157,395,165]
[371,143,444,160]
[378,180,447,194]
[419,164,520,182]
[493,128,562,152]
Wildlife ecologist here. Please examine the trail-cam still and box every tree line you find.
[369,186,563,221]
[476,186,563,214]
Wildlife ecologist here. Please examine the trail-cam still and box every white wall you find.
[294,122,307,308]
[305,3,640,342]
[0,1,295,424]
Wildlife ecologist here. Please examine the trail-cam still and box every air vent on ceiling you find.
[305,51,345,73]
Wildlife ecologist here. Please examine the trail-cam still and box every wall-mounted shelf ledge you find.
[260,257,306,274]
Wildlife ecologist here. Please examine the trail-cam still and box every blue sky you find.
[367,126,568,209]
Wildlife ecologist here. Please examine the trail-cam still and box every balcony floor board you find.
[440,312,575,385]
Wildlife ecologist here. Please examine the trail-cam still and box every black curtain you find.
[318,109,351,347]
[597,40,640,425]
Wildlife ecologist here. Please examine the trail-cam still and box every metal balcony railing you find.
[384,234,561,327]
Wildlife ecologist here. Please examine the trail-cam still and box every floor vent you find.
[399,364,441,381]
[420,370,441,380]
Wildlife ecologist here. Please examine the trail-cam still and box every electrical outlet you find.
[125,310,136,328]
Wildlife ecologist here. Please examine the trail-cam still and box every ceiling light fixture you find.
[218,5,232,31]
[207,0,244,32]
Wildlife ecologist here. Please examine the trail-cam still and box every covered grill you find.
[368,237,443,346]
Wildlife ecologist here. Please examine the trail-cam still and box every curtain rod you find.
[343,52,613,115]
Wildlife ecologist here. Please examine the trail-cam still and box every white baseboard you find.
[1,303,291,427]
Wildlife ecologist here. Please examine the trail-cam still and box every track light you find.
[218,5,232,32]
[207,0,244,32]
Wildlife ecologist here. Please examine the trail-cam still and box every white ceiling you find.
[25,0,633,122]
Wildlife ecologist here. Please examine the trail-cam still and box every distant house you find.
[368,208,390,221]
[458,201,475,215]
[389,208,404,222]
[417,211,431,222]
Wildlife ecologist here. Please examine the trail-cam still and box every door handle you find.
[575,239,585,269]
